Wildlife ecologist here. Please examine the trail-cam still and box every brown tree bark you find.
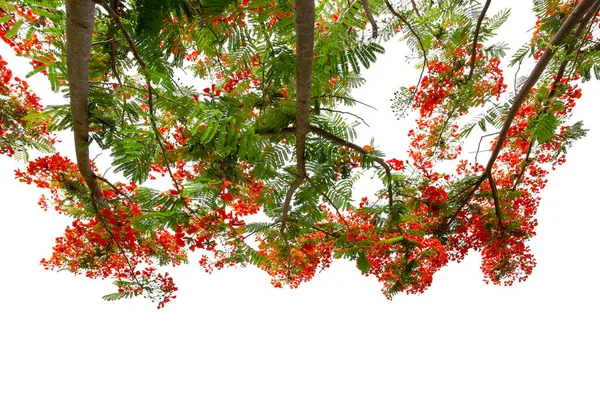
[66,0,108,207]
[281,0,315,233]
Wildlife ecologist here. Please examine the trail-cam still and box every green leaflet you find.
[533,113,560,144]
[357,251,371,274]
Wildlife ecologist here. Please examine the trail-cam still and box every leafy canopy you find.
[1,0,598,307]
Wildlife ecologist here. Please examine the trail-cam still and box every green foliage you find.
[533,113,560,144]
[3,0,599,306]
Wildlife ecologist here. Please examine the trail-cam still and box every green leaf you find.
[4,20,23,39]
[380,235,404,245]
[102,291,135,302]
[25,64,47,78]
[533,113,560,144]
[357,251,371,274]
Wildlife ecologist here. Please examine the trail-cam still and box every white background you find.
[1,1,599,399]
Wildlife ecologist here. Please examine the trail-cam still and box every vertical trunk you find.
[280,0,315,233]
[293,0,315,136]
[66,0,108,207]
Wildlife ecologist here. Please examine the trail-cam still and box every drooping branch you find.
[280,0,315,234]
[467,0,491,81]
[66,0,109,208]
[96,0,145,68]
[361,0,378,39]
[309,125,394,215]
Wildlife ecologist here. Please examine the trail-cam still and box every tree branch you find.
[385,0,428,70]
[96,0,183,191]
[385,0,428,117]
[309,125,394,216]
[257,127,296,137]
[487,171,503,230]
[467,0,491,81]
[441,0,598,232]
[410,0,421,17]
[485,0,597,177]
[512,2,600,190]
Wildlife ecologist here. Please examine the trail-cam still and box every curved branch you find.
[66,0,109,208]
[309,125,394,216]
[467,0,491,81]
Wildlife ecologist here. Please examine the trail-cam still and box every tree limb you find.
[512,2,600,190]
[484,0,597,177]
[442,0,598,231]
[410,0,421,17]
[487,171,503,230]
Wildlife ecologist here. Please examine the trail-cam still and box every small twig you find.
[95,175,133,202]
[97,0,197,222]
[311,224,341,238]
[257,127,296,137]
[315,107,370,127]
[91,37,124,46]
[318,186,355,239]
[513,58,523,94]
[361,0,378,39]
[311,94,378,110]
[91,202,148,296]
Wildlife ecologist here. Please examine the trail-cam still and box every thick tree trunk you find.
[293,0,314,136]
[66,0,108,207]
[281,0,315,233]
